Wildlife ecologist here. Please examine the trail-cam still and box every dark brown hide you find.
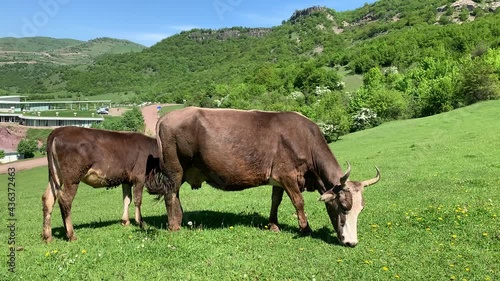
[156,107,379,246]
[42,126,160,242]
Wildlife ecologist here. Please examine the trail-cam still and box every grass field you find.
[1,101,499,280]
[339,66,364,92]
[159,104,185,116]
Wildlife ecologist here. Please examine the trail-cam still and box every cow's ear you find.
[319,188,337,202]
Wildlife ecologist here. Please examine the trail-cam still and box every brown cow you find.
[42,126,161,242]
[155,107,380,247]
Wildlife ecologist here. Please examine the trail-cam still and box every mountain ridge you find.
[0,36,146,65]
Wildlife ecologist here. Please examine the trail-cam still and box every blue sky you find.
[1,0,377,47]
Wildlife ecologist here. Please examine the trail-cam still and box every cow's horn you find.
[361,167,381,187]
[340,161,351,185]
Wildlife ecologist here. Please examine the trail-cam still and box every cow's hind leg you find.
[121,183,132,226]
[133,183,144,228]
[165,188,183,231]
[42,182,59,242]
[269,186,284,232]
[282,178,312,235]
[165,172,183,231]
[58,183,79,241]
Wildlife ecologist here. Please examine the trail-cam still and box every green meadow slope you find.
[0,101,498,280]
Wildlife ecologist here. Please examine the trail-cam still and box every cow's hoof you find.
[67,235,77,242]
[121,219,131,226]
[42,236,53,243]
[138,221,147,229]
[268,223,280,232]
[299,226,312,236]
[168,225,181,231]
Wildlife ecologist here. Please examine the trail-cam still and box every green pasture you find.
[159,104,185,116]
[1,101,499,280]
[338,66,363,93]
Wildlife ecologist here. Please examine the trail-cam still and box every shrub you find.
[418,77,455,116]
[368,88,409,120]
[94,106,145,132]
[311,91,351,142]
[38,142,47,155]
[0,150,5,159]
[317,122,342,143]
[351,108,381,132]
[458,59,499,105]
[17,138,38,159]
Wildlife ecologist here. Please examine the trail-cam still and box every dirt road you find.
[141,104,175,136]
[0,157,48,174]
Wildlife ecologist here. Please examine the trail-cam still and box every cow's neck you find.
[312,145,345,192]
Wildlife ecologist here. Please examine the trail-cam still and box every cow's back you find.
[157,107,333,188]
[47,127,158,188]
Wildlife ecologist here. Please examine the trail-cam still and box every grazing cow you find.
[42,126,161,242]
[155,107,380,247]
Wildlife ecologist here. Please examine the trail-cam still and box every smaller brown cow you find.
[42,126,161,242]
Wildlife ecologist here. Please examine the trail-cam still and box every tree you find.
[17,138,38,159]
[458,59,499,105]
[94,106,145,132]
[311,91,351,142]
[0,150,5,159]
[121,106,145,132]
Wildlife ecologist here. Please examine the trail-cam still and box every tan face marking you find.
[319,167,380,247]
[340,188,364,247]
[320,182,366,247]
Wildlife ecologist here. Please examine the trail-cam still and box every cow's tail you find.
[144,116,173,199]
[144,155,169,200]
[47,135,62,192]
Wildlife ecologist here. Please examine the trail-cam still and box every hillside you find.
[0,36,146,65]
[58,0,500,94]
[1,0,499,93]
[0,0,499,138]
[0,36,82,52]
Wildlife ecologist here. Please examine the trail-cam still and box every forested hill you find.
[0,37,146,65]
[1,0,500,140]
[59,0,499,96]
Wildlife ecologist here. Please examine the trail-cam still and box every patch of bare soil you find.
[0,124,27,151]
[108,107,129,117]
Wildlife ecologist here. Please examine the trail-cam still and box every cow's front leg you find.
[133,183,144,228]
[282,179,312,235]
[121,184,132,226]
[269,186,284,232]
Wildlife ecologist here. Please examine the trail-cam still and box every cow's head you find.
[319,163,380,247]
